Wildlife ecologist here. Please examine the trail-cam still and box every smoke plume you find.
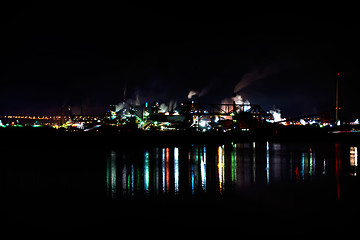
[234,63,279,94]
[221,94,250,105]
[187,90,199,99]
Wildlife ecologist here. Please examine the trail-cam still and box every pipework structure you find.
[146,100,270,131]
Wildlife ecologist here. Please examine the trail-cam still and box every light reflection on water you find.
[350,146,358,176]
[106,150,116,198]
[3,141,360,235]
[106,142,359,198]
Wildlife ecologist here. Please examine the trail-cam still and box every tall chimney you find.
[60,106,64,126]
[335,73,340,124]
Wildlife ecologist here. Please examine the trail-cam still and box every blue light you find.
[174,147,179,194]
[144,150,150,196]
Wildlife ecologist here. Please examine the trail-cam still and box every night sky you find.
[1,2,358,120]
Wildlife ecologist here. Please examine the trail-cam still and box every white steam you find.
[159,103,168,113]
[232,94,244,104]
[220,94,251,113]
[115,102,125,112]
[187,90,199,99]
[221,94,250,105]
[234,63,279,94]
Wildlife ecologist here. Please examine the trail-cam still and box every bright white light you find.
[351,119,359,125]
[244,100,251,111]
[270,109,284,122]
[74,122,84,129]
[199,120,207,128]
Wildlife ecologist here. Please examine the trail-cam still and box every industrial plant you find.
[1,73,358,138]
[0,93,335,133]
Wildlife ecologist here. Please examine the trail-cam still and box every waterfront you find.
[107,142,341,198]
[1,140,360,236]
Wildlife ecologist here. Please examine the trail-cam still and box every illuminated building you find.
[0,91,348,132]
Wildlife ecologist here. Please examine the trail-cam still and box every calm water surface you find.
[2,140,360,236]
[106,141,356,199]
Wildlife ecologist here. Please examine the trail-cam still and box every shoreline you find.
[2,126,360,147]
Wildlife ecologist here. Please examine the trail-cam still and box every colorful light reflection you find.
[174,147,179,194]
[106,143,336,198]
[144,150,150,196]
[218,145,224,194]
[350,146,358,176]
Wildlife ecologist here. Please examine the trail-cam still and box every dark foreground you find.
[2,178,360,237]
[1,128,360,237]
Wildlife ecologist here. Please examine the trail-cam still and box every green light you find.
[106,151,117,198]
[231,144,237,183]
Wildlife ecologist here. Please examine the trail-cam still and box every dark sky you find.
[1,2,359,120]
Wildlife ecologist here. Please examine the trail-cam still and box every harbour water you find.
[1,140,360,236]
[106,142,347,198]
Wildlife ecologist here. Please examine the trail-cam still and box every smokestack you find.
[69,106,74,121]
[335,73,340,124]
